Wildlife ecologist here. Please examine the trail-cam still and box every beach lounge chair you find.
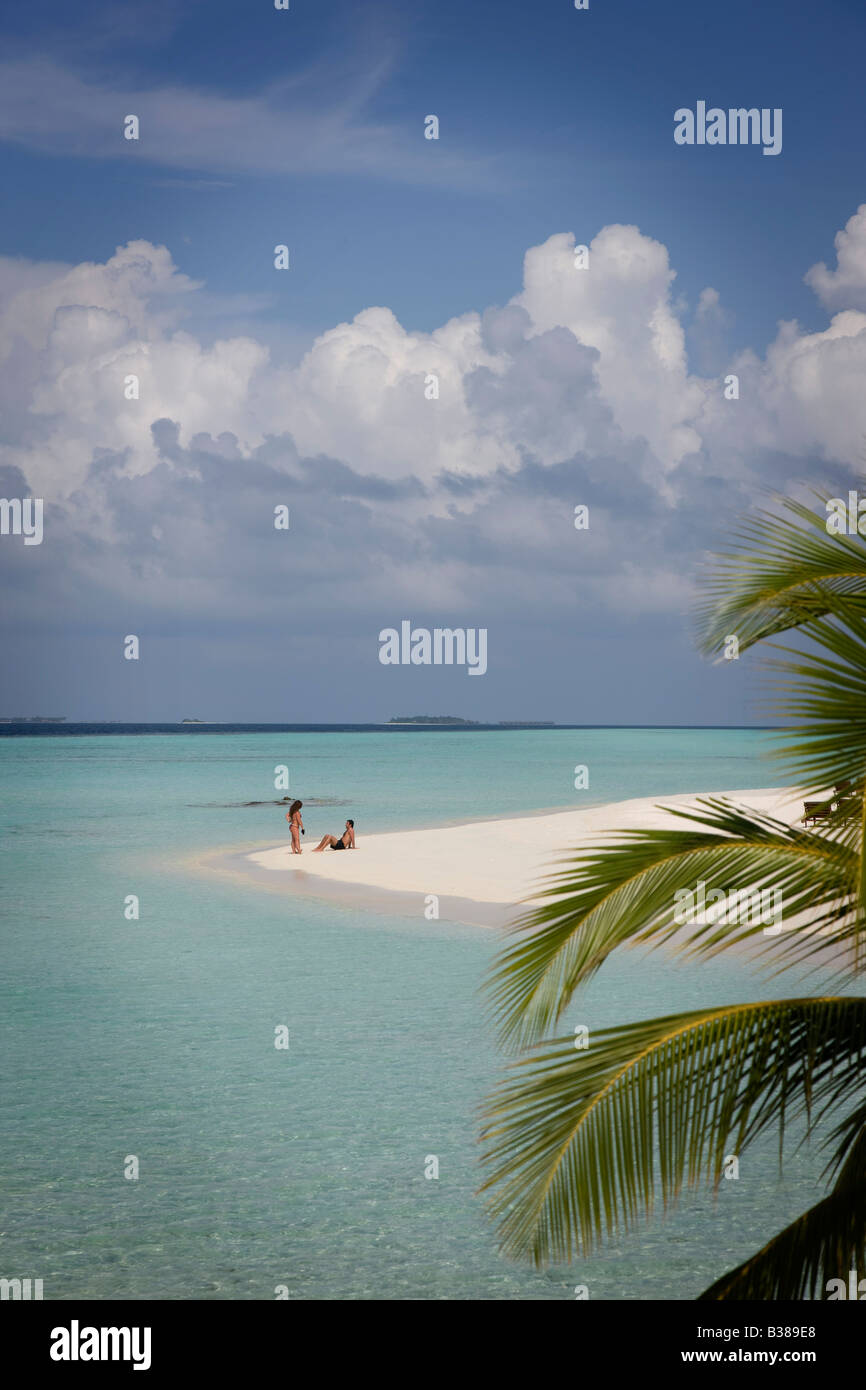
[802,782,858,825]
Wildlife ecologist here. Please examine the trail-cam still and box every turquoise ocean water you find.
[0,727,842,1300]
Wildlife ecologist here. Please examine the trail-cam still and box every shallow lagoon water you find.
[0,729,839,1299]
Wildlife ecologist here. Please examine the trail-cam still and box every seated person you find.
[312,819,355,852]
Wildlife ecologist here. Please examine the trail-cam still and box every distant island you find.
[180,718,206,724]
[0,716,66,723]
[387,715,480,725]
[386,716,555,727]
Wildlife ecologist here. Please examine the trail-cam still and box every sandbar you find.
[198,786,808,928]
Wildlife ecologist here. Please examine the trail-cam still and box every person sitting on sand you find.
[286,800,304,854]
[312,819,355,852]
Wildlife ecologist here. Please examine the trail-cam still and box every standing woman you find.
[286,800,304,854]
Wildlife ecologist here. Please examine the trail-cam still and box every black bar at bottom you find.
[6,1298,862,1377]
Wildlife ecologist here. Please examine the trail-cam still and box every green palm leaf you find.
[484,484,866,1298]
[696,493,866,657]
[481,998,866,1268]
[759,607,866,791]
[489,800,860,1050]
[697,492,866,794]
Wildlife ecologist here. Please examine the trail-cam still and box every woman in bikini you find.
[286,800,304,854]
[312,819,355,852]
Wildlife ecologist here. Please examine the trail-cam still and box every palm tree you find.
[481,491,866,1298]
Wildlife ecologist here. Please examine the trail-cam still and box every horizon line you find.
[0,721,784,731]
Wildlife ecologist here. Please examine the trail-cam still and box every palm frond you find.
[755,607,866,792]
[489,799,859,1050]
[484,482,866,1293]
[697,493,866,658]
[481,998,866,1268]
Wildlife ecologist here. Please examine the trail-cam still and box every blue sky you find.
[1,0,865,722]
[3,0,863,346]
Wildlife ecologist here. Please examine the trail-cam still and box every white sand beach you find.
[230,787,805,917]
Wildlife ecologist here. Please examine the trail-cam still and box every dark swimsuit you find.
[331,836,346,851]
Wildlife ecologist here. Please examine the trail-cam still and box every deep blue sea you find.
[0,726,840,1299]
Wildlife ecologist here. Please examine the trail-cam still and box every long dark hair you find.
[289,800,302,816]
